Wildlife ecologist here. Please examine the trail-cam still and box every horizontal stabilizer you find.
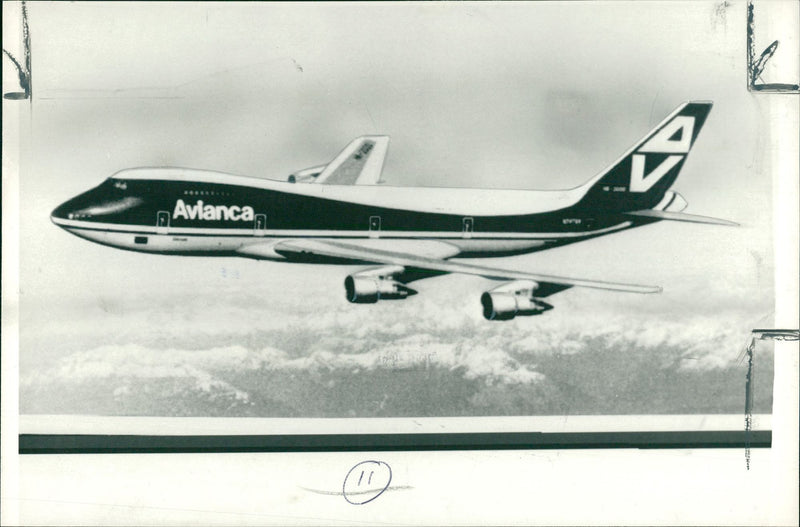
[625,209,738,226]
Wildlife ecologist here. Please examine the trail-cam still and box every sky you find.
[6,1,788,417]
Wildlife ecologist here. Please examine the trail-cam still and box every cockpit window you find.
[101,178,128,193]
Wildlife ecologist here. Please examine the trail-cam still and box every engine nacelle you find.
[480,280,553,320]
[287,164,325,183]
[345,266,415,303]
[481,292,552,320]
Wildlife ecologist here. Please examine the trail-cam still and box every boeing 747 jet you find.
[52,101,733,320]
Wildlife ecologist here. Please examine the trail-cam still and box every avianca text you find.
[173,199,255,221]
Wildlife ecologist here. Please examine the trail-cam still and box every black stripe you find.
[55,178,627,235]
[19,431,771,454]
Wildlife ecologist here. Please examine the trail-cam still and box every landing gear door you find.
[254,214,267,236]
[156,211,170,234]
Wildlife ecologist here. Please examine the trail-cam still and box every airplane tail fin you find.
[314,136,390,185]
[576,101,713,213]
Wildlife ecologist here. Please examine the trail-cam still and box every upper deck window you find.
[181,188,233,197]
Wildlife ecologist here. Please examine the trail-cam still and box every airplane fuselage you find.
[51,167,651,262]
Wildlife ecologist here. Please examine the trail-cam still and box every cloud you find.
[21,280,767,410]
[19,270,777,417]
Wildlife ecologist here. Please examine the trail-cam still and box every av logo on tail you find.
[639,116,696,153]
[630,115,696,193]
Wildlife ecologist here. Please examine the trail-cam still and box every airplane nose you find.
[51,185,143,226]
[50,194,86,224]
[51,201,70,221]
[51,200,72,225]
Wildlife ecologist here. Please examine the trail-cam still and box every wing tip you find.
[631,284,662,294]
[624,283,662,294]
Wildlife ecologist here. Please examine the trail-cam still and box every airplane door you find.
[254,214,267,236]
[369,215,381,238]
[462,217,474,239]
[156,211,170,234]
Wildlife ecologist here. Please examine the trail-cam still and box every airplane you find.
[51,101,735,320]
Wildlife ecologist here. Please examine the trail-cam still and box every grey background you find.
[11,1,775,416]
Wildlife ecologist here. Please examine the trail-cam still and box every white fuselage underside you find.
[55,218,632,260]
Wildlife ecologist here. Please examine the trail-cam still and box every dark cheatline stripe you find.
[56,177,621,234]
[19,431,771,454]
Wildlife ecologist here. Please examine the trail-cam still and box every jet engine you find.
[287,164,325,183]
[481,280,553,320]
[344,266,416,303]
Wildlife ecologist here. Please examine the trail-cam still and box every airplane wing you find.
[313,136,389,185]
[271,239,661,294]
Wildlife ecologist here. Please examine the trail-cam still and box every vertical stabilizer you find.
[314,136,390,185]
[576,101,713,213]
